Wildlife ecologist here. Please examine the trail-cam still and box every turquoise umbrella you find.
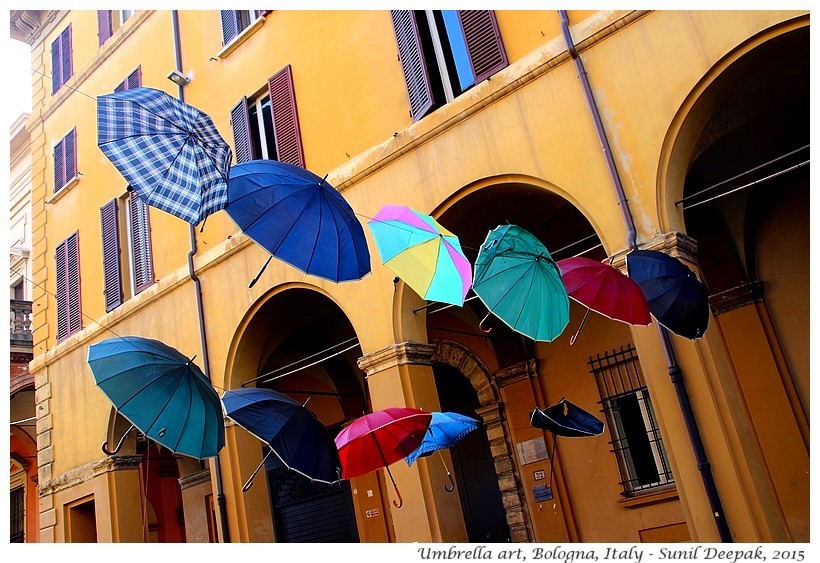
[87,336,225,460]
[473,224,569,342]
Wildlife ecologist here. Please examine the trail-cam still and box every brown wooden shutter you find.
[98,10,113,46]
[267,65,305,167]
[457,11,508,84]
[100,199,123,312]
[230,98,254,163]
[390,10,434,122]
[56,232,81,340]
[129,194,154,294]
[220,11,239,45]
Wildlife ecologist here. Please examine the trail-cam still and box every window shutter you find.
[126,66,142,89]
[56,232,81,340]
[230,98,254,164]
[61,25,73,89]
[390,10,434,122]
[53,137,65,192]
[51,34,61,94]
[220,10,240,45]
[64,128,77,184]
[55,239,68,340]
[457,10,508,84]
[98,10,113,46]
[100,199,123,312]
[129,194,154,294]
[267,65,305,167]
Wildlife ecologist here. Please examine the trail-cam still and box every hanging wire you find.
[30,67,99,102]
[242,339,361,387]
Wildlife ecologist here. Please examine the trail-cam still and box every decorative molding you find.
[38,455,143,496]
[609,231,699,272]
[494,359,538,388]
[709,280,765,315]
[357,341,436,376]
[178,469,212,490]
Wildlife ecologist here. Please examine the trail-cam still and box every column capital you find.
[357,341,437,377]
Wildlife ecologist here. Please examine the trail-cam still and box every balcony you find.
[10,299,33,395]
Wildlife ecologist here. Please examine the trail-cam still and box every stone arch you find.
[429,339,533,543]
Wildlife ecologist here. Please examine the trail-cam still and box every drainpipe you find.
[558,10,732,543]
[172,10,231,543]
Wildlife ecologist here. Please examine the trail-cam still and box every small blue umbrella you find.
[97,87,232,225]
[406,411,481,492]
[226,160,371,284]
[626,249,709,339]
[87,336,224,460]
[222,388,342,487]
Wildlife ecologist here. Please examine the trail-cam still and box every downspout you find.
[558,11,733,543]
[171,10,232,543]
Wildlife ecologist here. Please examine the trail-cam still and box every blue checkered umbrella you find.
[98,87,232,225]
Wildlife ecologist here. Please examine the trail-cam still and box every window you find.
[115,66,142,92]
[589,345,674,495]
[98,10,135,46]
[55,232,82,341]
[230,65,304,167]
[51,24,73,94]
[220,10,268,45]
[11,485,25,543]
[390,10,508,121]
[54,128,77,193]
[101,193,154,312]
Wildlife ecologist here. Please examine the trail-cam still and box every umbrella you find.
[97,86,232,225]
[557,256,652,344]
[87,336,224,459]
[226,159,371,284]
[529,398,604,490]
[405,411,481,492]
[222,387,342,489]
[367,204,472,306]
[335,407,432,507]
[472,224,569,341]
[626,249,709,339]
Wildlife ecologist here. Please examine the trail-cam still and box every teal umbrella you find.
[473,224,569,342]
[87,336,225,460]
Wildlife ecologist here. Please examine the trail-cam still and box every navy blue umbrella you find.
[626,249,709,339]
[226,160,371,284]
[529,399,604,438]
[222,387,342,487]
[97,87,232,225]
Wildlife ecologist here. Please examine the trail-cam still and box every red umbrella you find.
[558,256,651,344]
[335,407,432,507]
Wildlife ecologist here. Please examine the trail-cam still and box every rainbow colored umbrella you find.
[367,205,472,306]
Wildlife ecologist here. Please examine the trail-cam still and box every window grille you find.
[589,345,674,495]
[11,485,25,542]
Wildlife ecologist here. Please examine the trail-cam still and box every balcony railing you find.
[10,299,33,348]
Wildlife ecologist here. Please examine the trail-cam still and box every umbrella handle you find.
[242,449,274,492]
[444,472,456,492]
[479,313,493,333]
[569,308,592,346]
[392,484,404,508]
[248,255,273,289]
[102,424,136,456]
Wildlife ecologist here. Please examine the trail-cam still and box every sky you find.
[8,36,31,126]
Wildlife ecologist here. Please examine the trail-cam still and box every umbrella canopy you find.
[226,159,371,283]
[335,407,431,507]
[97,87,232,225]
[473,224,569,341]
[87,336,224,459]
[558,256,652,325]
[405,411,481,466]
[626,249,709,339]
[222,387,342,484]
[530,399,604,438]
[368,204,472,306]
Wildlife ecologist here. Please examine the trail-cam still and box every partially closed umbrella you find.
[405,411,481,492]
[626,249,709,339]
[473,224,569,341]
[558,256,651,344]
[97,87,231,225]
[222,387,342,488]
[226,159,371,284]
[87,336,224,459]
[335,407,432,507]
[368,205,472,306]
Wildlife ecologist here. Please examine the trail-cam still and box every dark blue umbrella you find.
[87,336,225,460]
[626,248,709,339]
[529,399,604,438]
[97,87,232,225]
[405,411,481,492]
[222,387,342,487]
[226,160,371,284]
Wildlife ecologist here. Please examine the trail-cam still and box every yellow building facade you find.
[12,9,808,543]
